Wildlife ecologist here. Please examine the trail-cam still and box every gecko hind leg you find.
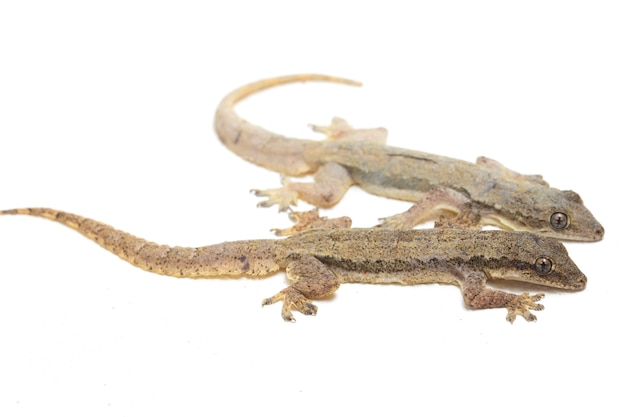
[262,255,340,322]
[253,162,354,210]
[310,117,388,144]
[253,176,299,212]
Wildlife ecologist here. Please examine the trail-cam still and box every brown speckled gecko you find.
[0,208,586,322]
[214,74,604,242]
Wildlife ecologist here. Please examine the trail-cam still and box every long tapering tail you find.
[0,208,281,278]
[214,74,361,176]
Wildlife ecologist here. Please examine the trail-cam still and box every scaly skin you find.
[1,208,586,322]
[214,74,604,242]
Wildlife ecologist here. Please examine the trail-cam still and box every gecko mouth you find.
[488,268,587,290]
[542,227,604,242]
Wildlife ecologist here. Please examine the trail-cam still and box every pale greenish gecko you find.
[214,74,604,242]
[0,208,586,322]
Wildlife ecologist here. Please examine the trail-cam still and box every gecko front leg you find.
[253,162,354,211]
[456,265,545,323]
[262,254,340,322]
[476,156,549,187]
[252,176,300,211]
[378,187,480,230]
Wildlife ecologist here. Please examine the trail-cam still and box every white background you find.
[1,1,623,416]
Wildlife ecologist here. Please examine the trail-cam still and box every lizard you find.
[214,74,604,242]
[0,208,587,322]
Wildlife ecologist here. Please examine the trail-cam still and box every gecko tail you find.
[214,74,362,176]
[218,74,361,106]
[0,208,281,278]
[1,208,75,224]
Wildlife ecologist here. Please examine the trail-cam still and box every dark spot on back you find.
[238,255,250,272]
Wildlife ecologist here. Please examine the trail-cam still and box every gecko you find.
[214,74,604,242]
[0,208,586,322]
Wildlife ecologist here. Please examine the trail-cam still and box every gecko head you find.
[497,189,604,242]
[538,190,604,242]
[487,232,587,290]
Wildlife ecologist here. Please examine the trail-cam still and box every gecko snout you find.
[570,272,587,291]
[594,225,605,240]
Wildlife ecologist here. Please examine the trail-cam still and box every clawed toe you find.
[272,209,352,236]
[262,287,318,322]
[377,214,410,230]
[505,293,545,323]
[252,188,299,211]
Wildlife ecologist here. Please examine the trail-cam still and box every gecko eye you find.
[549,212,569,230]
[534,256,555,275]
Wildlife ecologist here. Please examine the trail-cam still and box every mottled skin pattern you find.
[1,208,586,322]
[214,74,604,242]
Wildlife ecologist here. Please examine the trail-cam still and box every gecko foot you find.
[310,117,387,145]
[505,292,545,323]
[262,287,318,322]
[310,117,388,144]
[252,187,299,212]
[310,117,352,140]
[272,209,352,236]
